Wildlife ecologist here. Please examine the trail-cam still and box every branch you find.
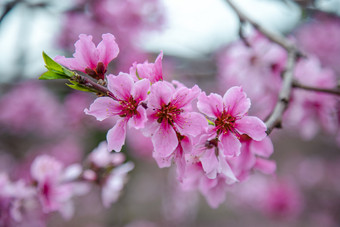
[292,81,340,96]
[225,0,299,53]
[225,0,301,135]
[71,73,116,99]
[265,51,298,134]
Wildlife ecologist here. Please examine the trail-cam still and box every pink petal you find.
[107,118,128,152]
[171,85,201,109]
[254,158,276,174]
[223,86,250,117]
[73,34,97,69]
[200,149,218,179]
[219,133,241,157]
[218,155,238,184]
[250,136,273,157]
[54,56,84,72]
[199,176,226,209]
[84,97,120,121]
[128,106,147,129]
[236,116,267,141]
[107,73,134,100]
[148,81,174,109]
[152,122,178,157]
[153,51,163,82]
[153,151,172,168]
[97,33,119,66]
[175,112,207,137]
[132,78,150,102]
[197,92,223,118]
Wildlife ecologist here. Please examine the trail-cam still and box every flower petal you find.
[223,86,250,117]
[107,73,134,100]
[236,116,267,141]
[171,85,201,110]
[200,149,218,179]
[84,97,121,121]
[128,106,147,129]
[148,81,174,109]
[175,112,207,137]
[197,92,223,118]
[254,158,276,174]
[73,34,97,69]
[107,118,127,152]
[249,136,273,157]
[219,133,241,157]
[132,78,150,102]
[97,33,119,66]
[152,122,178,157]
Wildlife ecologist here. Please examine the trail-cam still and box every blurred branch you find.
[292,80,340,96]
[225,0,301,134]
[0,0,22,24]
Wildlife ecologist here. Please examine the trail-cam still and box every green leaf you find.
[39,71,70,80]
[66,80,96,93]
[40,52,74,79]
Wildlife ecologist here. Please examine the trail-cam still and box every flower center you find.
[119,96,138,118]
[214,111,239,137]
[155,103,182,125]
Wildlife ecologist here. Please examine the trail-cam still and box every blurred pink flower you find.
[285,56,338,139]
[0,81,63,135]
[217,32,286,118]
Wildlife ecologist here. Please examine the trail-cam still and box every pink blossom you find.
[55,33,119,80]
[197,86,267,157]
[295,13,340,73]
[30,155,88,219]
[85,73,150,151]
[88,141,126,168]
[229,135,276,181]
[130,52,163,83]
[285,56,338,139]
[217,32,286,118]
[144,81,207,162]
[0,81,63,135]
[101,162,134,208]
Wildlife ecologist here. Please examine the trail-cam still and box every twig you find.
[292,81,340,96]
[265,51,298,134]
[225,0,298,53]
[225,0,301,134]
[71,73,116,99]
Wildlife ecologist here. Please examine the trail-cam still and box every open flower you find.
[197,86,267,157]
[144,81,207,161]
[55,33,119,80]
[85,73,150,151]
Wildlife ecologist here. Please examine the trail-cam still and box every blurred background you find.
[1,0,340,226]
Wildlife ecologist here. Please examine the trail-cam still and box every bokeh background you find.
[1,0,340,226]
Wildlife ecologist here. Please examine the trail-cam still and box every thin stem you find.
[71,73,117,99]
[292,81,340,96]
[225,0,301,135]
[265,51,298,134]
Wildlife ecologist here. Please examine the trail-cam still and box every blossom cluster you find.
[217,31,339,141]
[0,141,133,226]
[54,33,275,208]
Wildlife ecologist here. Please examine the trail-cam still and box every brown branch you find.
[225,0,299,53]
[225,0,302,135]
[292,81,340,96]
[265,51,298,134]
[71,73,117,99]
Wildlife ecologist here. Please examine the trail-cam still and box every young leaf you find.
[40,52,74,79]
[66,80,96,93]
[39,71,70,80]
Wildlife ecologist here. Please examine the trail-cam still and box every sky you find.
[0,0,302,82]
